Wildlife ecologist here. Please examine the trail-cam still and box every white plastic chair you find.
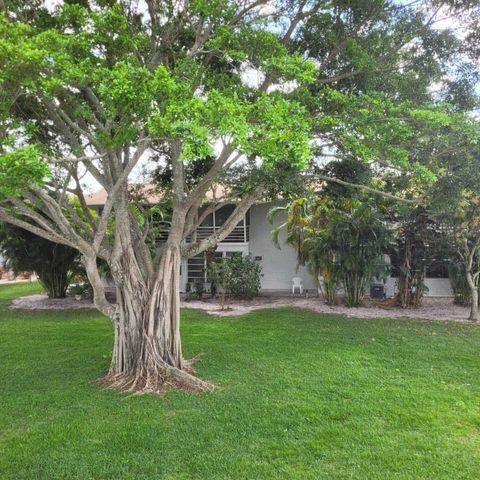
[292,276,303,295]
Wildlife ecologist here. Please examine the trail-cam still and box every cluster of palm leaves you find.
[269,196,392,307]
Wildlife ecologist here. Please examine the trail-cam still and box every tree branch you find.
[311,174,416,203]
[0,207,77,248]
[183,186,264,257]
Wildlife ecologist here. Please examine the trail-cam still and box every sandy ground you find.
[10,294,95,310]
[10,293,478,324]
[183,296,477,323]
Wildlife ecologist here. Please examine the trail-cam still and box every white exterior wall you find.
[424,278,453,297]
[384,276,453,298]
[248,203,316,291]
[248,202,453,296]
[180,201,454,296]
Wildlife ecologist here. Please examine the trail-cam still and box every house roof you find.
[84,183,228,206]
[84,184,159,206]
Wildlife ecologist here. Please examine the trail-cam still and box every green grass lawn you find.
[1,283,480,479]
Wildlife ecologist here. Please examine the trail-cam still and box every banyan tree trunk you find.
[104,244,212,393]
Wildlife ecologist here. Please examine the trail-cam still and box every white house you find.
[85,188,453,297]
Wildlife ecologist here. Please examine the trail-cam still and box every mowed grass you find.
[1,283,480,479]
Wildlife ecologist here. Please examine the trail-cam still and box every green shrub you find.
[207,255,262,301]
[68,283,87,297]
[184,281,205,300]
[0,223,80,299]
[225,255,262,300]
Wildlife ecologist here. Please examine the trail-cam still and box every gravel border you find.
[9,293,478,324]
[183,296,477,323]
[10,294,95,310]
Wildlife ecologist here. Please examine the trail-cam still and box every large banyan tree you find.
[1,0,478,392]
[0,0,318,392]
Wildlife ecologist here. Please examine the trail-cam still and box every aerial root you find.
[99,362,214,394]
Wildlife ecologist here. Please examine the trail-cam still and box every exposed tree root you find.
[99,362,214,395]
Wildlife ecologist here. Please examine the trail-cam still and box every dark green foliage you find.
[298,0,477,104]
[227,255,261,299]
[209,255,262,300]
[448,261,472,306]
[319,158,374,200]
[329,199,391,307]
[153,155,216,192]
[393,208,464,309]
[394,209,434,308]
[68,283,87,297]
[192,280,206,300]
[0,223,79,298]
[207,258,229,305]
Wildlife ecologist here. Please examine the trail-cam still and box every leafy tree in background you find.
[441,194,480,321]
[383,96,480,320]
[0,223,79,298]
[1,0,479,392]
[206,259,229,309]
[269,197,341,304]
[448,260,472,306]
[208,255,261,308]
[330,199,392,307]
[394,208,434,308]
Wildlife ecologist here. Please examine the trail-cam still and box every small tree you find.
[445,195,480,321]
[0,223,79,298]
[427,137,480,321]
[207,260,229,310]
[394,209,436,308]
[270,198,340,304]
[448,260,472,306]
[331,200,391,307]
[304,237,340,306]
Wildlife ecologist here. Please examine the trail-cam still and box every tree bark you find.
[103,242,212,393]
[466,271,479,322]
[463,239,479,322]
[469,287,478,321]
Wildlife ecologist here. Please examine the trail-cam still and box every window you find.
[215,205,236,226]
[187,250,244,285]
[195,205,249,243]
[187,254,206,284]
[389,253,449,279]
[200,211,214,227]
[225,251,242,258]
